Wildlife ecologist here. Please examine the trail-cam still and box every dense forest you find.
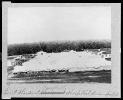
[7,40,111,56]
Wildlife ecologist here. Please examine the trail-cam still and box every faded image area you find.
[7,7,111,83]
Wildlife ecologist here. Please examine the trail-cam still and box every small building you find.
[63,50,71,52]
[36,51,46,56]
[98,51,105,55]
[100,51,111,58]
[69,50,76,53]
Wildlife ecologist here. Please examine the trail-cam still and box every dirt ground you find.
[7,70,111,84]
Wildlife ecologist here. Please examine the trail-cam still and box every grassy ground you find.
[7,70,111,84]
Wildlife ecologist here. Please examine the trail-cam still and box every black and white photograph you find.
[2,3,121,98]
[7,6,111,84]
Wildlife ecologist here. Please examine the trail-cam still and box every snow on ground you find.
[11,51,111,73]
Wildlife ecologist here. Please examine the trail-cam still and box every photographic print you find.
[2,3,121,98]
[7,6,111,84]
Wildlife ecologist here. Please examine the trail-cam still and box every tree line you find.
[7,40,111,56]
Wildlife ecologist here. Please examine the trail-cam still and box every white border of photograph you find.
[2,3,121,98]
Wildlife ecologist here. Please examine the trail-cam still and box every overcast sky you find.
[8,7,111,44]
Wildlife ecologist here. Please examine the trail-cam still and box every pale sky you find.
[8,7,111,44]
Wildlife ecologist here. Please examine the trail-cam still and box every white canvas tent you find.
[12,50,111,73]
